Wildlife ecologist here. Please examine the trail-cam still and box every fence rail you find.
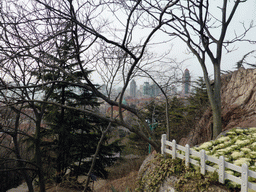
[161,134,256,192]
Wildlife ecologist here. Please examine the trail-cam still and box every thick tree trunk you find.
[13,111,34,192]
[212,106,222,139]
[202,62,222,140]
[13,135,34,192]
[162,94,171,141]
[212,63,222,139]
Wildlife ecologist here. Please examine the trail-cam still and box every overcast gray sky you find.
[164,0,256,79]
[92,1,256,87]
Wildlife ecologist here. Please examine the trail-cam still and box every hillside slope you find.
[180,68,256,146]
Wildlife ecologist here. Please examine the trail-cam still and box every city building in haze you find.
[143,82,160,97]
[130,79,137,98]
[182,68,191,96]
[143,82,150,96]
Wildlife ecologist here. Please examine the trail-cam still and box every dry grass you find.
[33,156,145,192]
[92,156,146,191]
[95,171,138,192]
[107,156,145,180]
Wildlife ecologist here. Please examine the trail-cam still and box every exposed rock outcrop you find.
[180,68,256,146]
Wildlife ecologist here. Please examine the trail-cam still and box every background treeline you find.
[125,77,209,156]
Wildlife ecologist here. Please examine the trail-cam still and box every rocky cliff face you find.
[180,68,256,146]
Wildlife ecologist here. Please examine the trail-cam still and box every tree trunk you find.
[202,61,222,140]
[212,107,222,139]
[35,120,46,192]
[165,97,170,141]
[13,134,34,192]
[84,123,112,191]
[212,63,222,139]
[13,110,34,192]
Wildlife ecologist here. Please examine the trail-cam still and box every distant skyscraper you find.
[152,83,160,97]
[143,82,150,96]
[130,80,137,97]
[182,69,191,96]
[143,82,160,97]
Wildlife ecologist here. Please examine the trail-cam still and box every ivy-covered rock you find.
[136,153,230,192]
[136,127,256,192]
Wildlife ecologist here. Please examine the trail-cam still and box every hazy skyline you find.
[91,1,256,87]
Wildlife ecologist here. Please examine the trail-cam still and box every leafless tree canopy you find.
[0,0,254,191]
[0,0,184,151]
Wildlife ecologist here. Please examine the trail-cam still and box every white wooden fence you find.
[161,134,256,192]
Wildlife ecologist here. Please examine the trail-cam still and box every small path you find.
[6,176,107,192]
[7,182,28,192]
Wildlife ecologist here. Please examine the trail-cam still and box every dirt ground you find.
[7,171,138,192]
[44,171,138,192]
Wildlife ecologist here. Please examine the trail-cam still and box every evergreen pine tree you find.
[35,22,121,183]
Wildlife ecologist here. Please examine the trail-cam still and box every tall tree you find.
[157,0,254,138]
[0,5,254,192]
[0,105,37,192]
[3,0,178,152]
[37,24,121,183]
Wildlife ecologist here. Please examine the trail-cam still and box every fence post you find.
[200,150,206,175]
[161,134,166,155]
[241,164,248,192]
[185,144,190,167]
[172,140,176,159]
[219,156,225,184]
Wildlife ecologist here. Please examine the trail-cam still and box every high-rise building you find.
[130,80,137,97]
[143,82,160,97]
[152,83,161,97]
[182,68,191,96]
[143,82,150,96]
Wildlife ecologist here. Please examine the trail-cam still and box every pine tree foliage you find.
[32,23,121,182]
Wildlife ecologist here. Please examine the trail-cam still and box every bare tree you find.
[147,0,255,139]
[5,0,249,190]
[0,2,59,190]
[0,1,170,191]
[0,105,37,192]
[135,58,184,140]
[236,50,256,69]
[0,0,180,151]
